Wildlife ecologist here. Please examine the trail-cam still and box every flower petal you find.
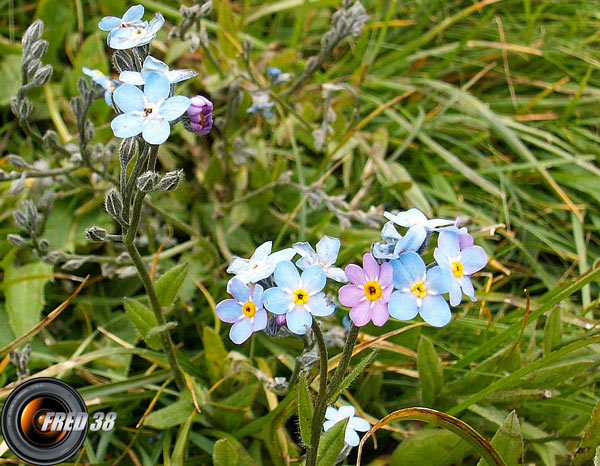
[458,228,474,249]
[349,300,372,327]
[419,295,452,327]
[438,230,460,258]
[122,4,145,22]
[113,83,145,113]
[345,264,367,286]
[433,247,451,269]
[381,221,402,241]
[146,13,165,34]
[338,406,355,418]
[344,428,360,447]
[160,96,190,121]
[98,16,122,31]
[274,261,301,291]
[393,252,426,289]
[350,417,370,432]
[143,55,168,72]
[119,70,145,85]
[378,262,393,287]
[252,284,264,307]
[227,257,248,275]
[226,277,250,303]
[384,208,427,227]
[292,241,316,259]
[267,247,296,264]
[215,299,242,323]
[316,236,340,265]
[460,276,476,301]
[338,284,365,307]
[363,253,379,281]
[251,241,272,260]
[397,226,427,251]
[229,318,253,344]
[301,265,326,293]
[425,266,452,295]
[323,420,336,431]
[371,301,389,327]
[326,266,348,283]
[325,407,339,422]
[252,308,268,331]
[296,256,314,271]
[388,290,419,321]
[285,308,312,335]
[306,292,335,317]
[449,280,462,307]
[143,72,170,103]
[142,118,170,145]
[111,113,144,138]
[262,287,293,314]
[168,69,197,83]
[461,246,488,275]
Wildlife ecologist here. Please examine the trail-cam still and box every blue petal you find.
[419,295,452,327]
[296,256,314,271]
[215,299,242,323]
[460,276,476,301]
[425,266,452,295]
[104,90,113,106]
[111,114,144,138]
[146,13,165,34]
[301,265,326,293]
[292,241,316,259]
[285,308,312,335]
[251,241,272,261]
[229,318,253,344]
[392,252,425,289]
[372,242,396,260]
[397,225,427,251]
[262,287,293,314]
[449,280,462,307]
[143,55,169,72]
[345,428,360,447]
[113,83,144,113]
[267,247,296,264]
[306,292,335,317]
[437,230,460,258]
[108,28,137,49]
[160,96,190,120]
[227,278,250,303]
[252,308,267,331]
[273,261,301,291]
[143,72,170,103]
[388,290,419,321]
[98,16,123,31]
[122,4,145,22]
[461,246,488,275]
[316,236,340,265]
[168,69,197,83]
[142,118,170,145]
[384,208,427,227]
[381,221,402,241]
[119,70,145,85]
[252,284,264,306]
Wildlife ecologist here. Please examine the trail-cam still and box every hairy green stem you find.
[306,320,328,466]
[327,323,359,401]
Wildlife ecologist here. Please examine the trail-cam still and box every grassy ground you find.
[0,0,599,464]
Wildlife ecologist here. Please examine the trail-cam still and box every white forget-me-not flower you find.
[262,262,335,335]
[227,241,296,284]
[98,4,146,33]
[323,406,370,447]
[105,11,164,50]
[119,55,197,85]
[111,72,190,145]
[384,208,454,252]
[292,236,348,283]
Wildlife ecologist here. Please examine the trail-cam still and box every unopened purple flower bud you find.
[187,95,213,135]
[275,314,286,326]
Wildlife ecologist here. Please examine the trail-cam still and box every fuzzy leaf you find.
[573,400,600,466]
[155,263,189,307]
[328,348,378,403]
[213,439,239,466]
[298,376,313,446]
[144,400,195,429]
[203,326,228,384]
[544,308,562,356]
[392,429,472,465]
[316,418,348,466]
[476,411,523,466]
[417,335,443,406]
[124,298,162,349]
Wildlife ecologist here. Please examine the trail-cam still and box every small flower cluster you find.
[216,208,488,343]
[84,4,213,144]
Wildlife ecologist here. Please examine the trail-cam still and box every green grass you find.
[0,0,599,464]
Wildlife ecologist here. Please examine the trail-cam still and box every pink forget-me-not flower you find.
[111,72,190,145]
[216,278,267,344]
[338,253,393,327]
[262,262,335,335]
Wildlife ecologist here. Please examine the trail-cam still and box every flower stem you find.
[327,323,359,402]
[123,145,186,393]
[306,320,328,466]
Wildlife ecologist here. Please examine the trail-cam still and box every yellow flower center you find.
[452,261,464,278]
[242,301,256,318]
[410,281,428,298]
[293,289,309,305]
[363,280,382,301]
[135,28,144,35]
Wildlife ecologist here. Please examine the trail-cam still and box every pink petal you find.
[378,262,393,286]
[371,301,389,327]
[345,264,367,286]
[339,284,365,307]
[381,284,393,303]
[363,253,379,281]
[349,300,372,327]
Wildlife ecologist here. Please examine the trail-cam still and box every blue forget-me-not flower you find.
[262,262,335,335]
[82,67,120,105]
[110,72,190,145]
[99,4,165,50]
[293,236,348,283]
[216,278,267,344]
[384,208,454,252]
[119,55,197,85]
[388,251,453,327]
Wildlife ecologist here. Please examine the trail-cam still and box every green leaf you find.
[328,349,379,403]
[298,377,313,446]
[144,400,195,429]
[316,418,348,466]
[544,308,562,356]
[203,326,228,384]
[392,429,472,466]
[0,55,21,106]
[155,263,188,307]
[476,411,523,466]
[124,298,163,350]
[573,400,600,466]
[417,335,444,406]
[213,439,239,466]
[170,414,194,466]
[2,256,51,336]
